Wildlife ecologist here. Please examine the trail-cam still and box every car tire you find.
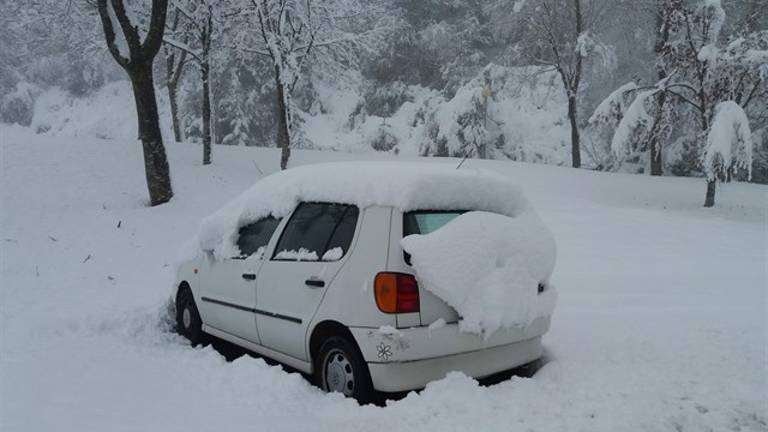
[176,289,204,346]
[316,336,374,404]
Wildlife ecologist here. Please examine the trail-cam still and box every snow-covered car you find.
[172,162,557,402]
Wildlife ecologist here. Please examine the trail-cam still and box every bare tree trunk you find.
[275,72,291,170]
[704,180,716,207]
[201,16,212,165]
[129,62,174,205]
[201,59,212,165]
[97,0,172,206]
[745,0,759,33]
[567,95,581,168]
[649,92,666,176]
[168,84,183,142]
[164,12,185,143]
[648,0,676,176]
[569,0,583,169]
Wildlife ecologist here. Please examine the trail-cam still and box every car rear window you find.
[403,211,465,265]
[273,202,359,261]
[403,211,466,236]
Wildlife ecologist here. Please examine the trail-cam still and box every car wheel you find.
[176,289,204,346]
[316,336,374,404]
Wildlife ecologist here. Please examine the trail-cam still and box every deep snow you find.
[197,161,527,260]
[402,210,557,336]
[1,125,766,431]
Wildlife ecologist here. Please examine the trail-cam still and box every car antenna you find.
[456,154,470,170]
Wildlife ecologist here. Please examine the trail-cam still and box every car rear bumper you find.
[367,336,542,392]
[349,317,549,392]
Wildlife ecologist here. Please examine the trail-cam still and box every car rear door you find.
[255,202,359,361]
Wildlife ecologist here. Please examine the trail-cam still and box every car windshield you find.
[403,211,466,236]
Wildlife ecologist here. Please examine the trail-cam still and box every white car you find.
[173,162,555,403]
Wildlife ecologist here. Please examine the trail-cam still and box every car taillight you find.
[374,272,420,314]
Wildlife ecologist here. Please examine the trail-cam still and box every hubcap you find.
[182,307,192,329]
[324,350,355,396]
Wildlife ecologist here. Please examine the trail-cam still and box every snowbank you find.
[197,162,528,260]
[401,210,557,336]
[2,126,766,432]
[29,81,172,141]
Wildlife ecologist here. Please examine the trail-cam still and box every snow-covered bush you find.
[362,81,413,118]
[704,101,753,182]
[586,82,638,169]
[370,125,398,152]
[420,64,569,164]
[0,82,40,126]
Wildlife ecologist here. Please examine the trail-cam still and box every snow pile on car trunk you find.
[197,162,527,260]
[401,210,557,336]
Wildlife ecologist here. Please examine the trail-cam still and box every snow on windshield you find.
[401,210,557,336]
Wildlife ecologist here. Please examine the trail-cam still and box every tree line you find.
[1,0,765,207]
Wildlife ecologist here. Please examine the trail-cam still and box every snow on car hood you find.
[196,162,528,260]
[401,210,557,336]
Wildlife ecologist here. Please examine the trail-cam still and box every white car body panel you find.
[197,255,263,344]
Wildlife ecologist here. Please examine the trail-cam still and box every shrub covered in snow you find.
[0,82,41,126]
[704,101,753,182]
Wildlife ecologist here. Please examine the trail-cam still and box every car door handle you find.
[305,278,325,288]
[242,273,256,280]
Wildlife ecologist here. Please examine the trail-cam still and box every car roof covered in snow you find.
[197,161,529,259]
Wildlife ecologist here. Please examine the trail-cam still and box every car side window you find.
[323,205,359,260]
[235,216,281,258]
[273,202,358,261]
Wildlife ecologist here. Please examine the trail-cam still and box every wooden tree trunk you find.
[201,15,213,166]
[275,72,291,170]
[97,0,172,206]
[649,91,666,176]
[168,83,183,142]
[201,59,212,165]
[568,0,583,169]
[165,11,185,143]
[567,95,581,168]
[704,180,716,207]
[129,62,173,205]
[649,0,674,177]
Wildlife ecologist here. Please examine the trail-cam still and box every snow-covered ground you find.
[1,124,766,431]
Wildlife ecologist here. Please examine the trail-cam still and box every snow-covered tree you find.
[586,81,638,168]
[162,10,190,143]
[96,0,173,206]
[703,101,753,206]
[239,0,387,169]
[595,0,766,196]
[220,71,253,146]
[520,0,615,168]
[164,0,231,165]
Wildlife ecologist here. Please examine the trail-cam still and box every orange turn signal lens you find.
[374,272,419,314]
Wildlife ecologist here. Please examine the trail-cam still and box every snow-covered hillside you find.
[1,125,766,431]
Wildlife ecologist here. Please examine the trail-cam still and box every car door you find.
[255,202,359,361]
[198,216,282,344]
